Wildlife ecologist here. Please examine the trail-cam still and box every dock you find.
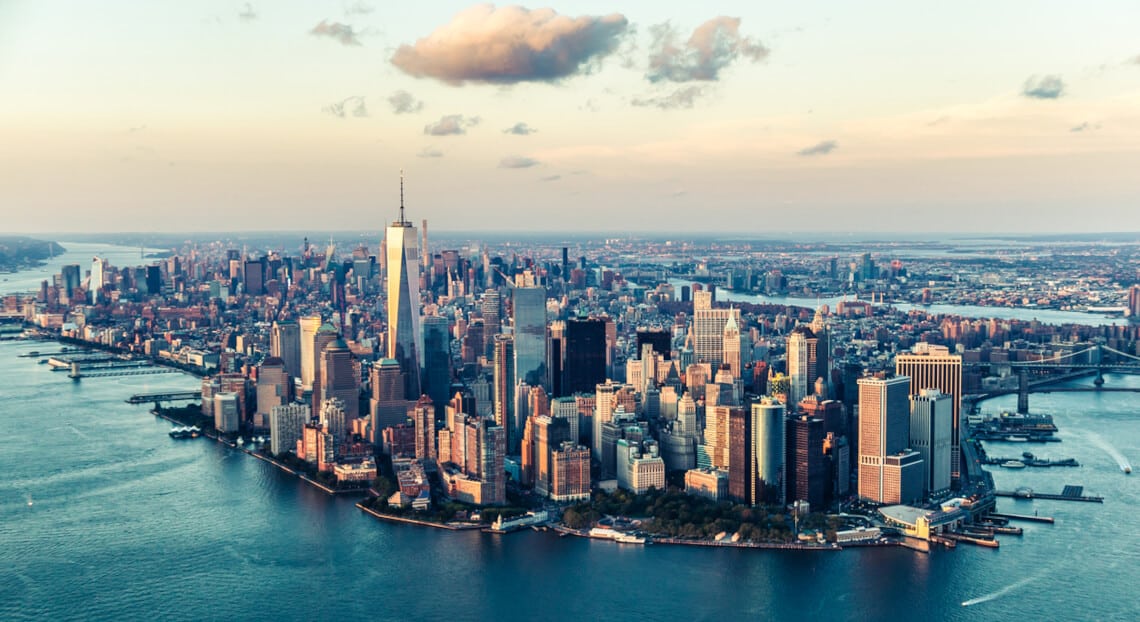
[993,485,1103,503]
[989,512,1055,524]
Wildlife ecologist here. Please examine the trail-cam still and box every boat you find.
[614,533,647,544]
[1124,465,1132,474]
[1001,460,1026,469]
[1004,436,1028,442]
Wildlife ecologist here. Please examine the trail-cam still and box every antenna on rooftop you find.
[399,168,406,224]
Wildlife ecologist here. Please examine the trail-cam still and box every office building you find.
[386,175,422,400]
[787,415,828,510]
[492,335,514,443]
[895,342,962,477]
[550,442,591,502]
[255,357,291,428]
[270,320,302,381]
[909,388,953,496]
[319,338,360,422]
[319,397,348,444]
[787,325,820,410]
[728,407,753,504]
[214,392,241,434]
[422,315,451,418]
[411,395,436,461]
[752,398,786,505]
[691,291,741,372]
[563,317,606,396]
[512,286,548,390]
[857,376,913,504]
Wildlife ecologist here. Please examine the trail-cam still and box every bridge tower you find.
[1017,370,1029,414]
[1094,343,1105,387]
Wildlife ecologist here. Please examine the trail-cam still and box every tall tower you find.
[387,171,422,400]
[752,398,786,506]
[722,312,741,379]
[422,316,451,420]
[909,389,952,496]
[270,320,301,381]
[691,292,740,371]
[857,376,912,503]
[299,315,322,392]
[512,286,548,390]
[895,342,962,478]
[492,335,515,440]
[787,326,819,411]
[319,337,360,422]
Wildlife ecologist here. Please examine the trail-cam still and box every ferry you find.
[1001,460,1027,469]
[614,533,648,545]
[169,426,202,439]
[1123,465,1132,475]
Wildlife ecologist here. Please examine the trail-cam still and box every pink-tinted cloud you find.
[391,5,629,85]
[311,20,361,46]
[647,16,768,83]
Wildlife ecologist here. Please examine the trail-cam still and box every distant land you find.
[0,237,65,273]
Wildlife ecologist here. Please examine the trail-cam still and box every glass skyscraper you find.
[386,175,422,400]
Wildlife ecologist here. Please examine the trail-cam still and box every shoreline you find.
[355,502,485,531]
[152,409,365,497]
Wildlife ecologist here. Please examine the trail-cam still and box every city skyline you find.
[3,1,1140,234]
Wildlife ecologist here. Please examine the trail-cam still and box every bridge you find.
[963,343,1140,413]
[126,391,201,405]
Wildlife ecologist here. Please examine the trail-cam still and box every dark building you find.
[727,407,753,504]
[244,259,265,296]
[636,329,672,360]
[562,317,606,396]
[422,316,451,420]
[144,265,162,295]
[787,415,828,510]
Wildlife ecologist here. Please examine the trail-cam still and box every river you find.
[0,340,1136,620]
[0,242,166,296]
[668,280,1127,327]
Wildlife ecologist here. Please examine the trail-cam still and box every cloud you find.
[539,174,561,182]
[1022,75,1065,99]
[323,96,368,118]
[499,156,540,169]
[126,124,147,133]
[238,3,257,21]
[632,85,705,109]
[797,140,838,157]
[1070,122,1101,133]
[503,122,537,135]
[343,1,373,16]
[646,17,768,83]
[391,5,629,85]
[1129,54,1140,66]
[388,90,424,114]
[424,114,480,136]
[310,20,361,46]
[418,147,444,158]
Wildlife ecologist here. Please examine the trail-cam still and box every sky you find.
[2,1,1139,235]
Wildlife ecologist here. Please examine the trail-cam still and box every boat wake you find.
[961,574,1038,606]
[1084,431,1133,474]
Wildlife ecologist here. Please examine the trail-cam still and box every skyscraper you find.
[909,388,952,496]
[752,398,786,505]
[895,342,963,478]
[299,315,322,392]
[387,173,422,400]
[269,403,308,456]
[319,338,360,423]
[562,317,606,396]
[492,335,514,443]
[728,407,753,504]
[512,286,548,390]
[422,315,451,419]
[411,395,435,461]
[857,376,913,503]
[481,290,501,358]
[787,326,819,410]
[691,291,741,371]
[256,357,291,428]
[270,320,301,381]
[787,415,828,510]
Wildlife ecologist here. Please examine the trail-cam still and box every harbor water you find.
[1,340,1137,620]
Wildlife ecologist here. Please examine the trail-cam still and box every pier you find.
[126,391,201,405]
[989,512,1055,524]
[993,485,1103,503]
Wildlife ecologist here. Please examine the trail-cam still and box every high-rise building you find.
[256,357,291,428]
[881,450,924,505]
[214,392,241,434]
[89,256,107,304]
[728,407,753,504]
[857,375,913,503]
[61,264,81,303]
[533,415,571,496]
[319,397,348,444]
[512,286,548,390]
[787,415,828,510]
[704,405,732,469]
[370,358,409,434]
[563,317,606,396]
[422,316,451,418]
[691,292,741,372]
[386,174,422,400]
[752,398,786,505]
[1129,284,1140,318]
[722,313,742,379]
[270,320,302,381]
[909,388,953,496]
[269,403,308,456]
[319,337,359,423]
[243,258,264,296]
[492,335,514,438]
[481,290,501,358]
[895,342,962,478]
[299,315,322,392]
[550,442,591,502]
[411,395,435,461]
[787,326,819,410]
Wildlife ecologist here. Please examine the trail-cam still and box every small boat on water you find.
[1001,460,1027,469]
[1123,465,1132,474]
